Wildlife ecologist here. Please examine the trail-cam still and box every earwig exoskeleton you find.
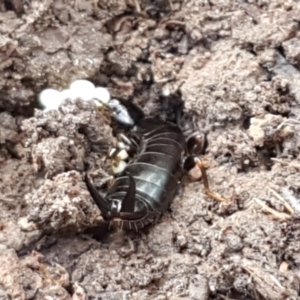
[85,98,217,230]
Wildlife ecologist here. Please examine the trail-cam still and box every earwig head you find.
[101,98,144,128]
[107,99,135,127]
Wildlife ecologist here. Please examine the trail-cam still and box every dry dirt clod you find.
[1,0,300,299]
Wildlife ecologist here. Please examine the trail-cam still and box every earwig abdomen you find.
[86,118,188,230]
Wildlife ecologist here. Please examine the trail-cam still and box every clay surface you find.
[1,1,300,299]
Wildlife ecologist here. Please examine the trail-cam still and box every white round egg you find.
[60,88,77,101]
[69,79,95,101]
[38,88,63,111]
[93,87,111,104]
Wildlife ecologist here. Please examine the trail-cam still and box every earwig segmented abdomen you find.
[114,119,186,228]
[86,117,189,230]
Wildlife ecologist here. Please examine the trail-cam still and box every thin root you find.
[133,0,141,12]
[254,198,291,221]
[275,118,300,132]
[168,0,173,10]
[269,188,295,215]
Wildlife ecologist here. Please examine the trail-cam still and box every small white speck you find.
[86,58,94,64]
[109,148,117,157]
[117,142,126,149]
[112,161,127,174]
[93,99,104,108]
[117,149,129,160]
[162,88,170,96]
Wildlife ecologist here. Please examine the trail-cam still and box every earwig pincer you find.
[86,99,204,230]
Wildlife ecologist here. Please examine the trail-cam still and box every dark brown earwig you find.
[86,100,195,230]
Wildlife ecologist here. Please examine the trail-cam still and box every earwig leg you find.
[185,131,229,203]
[109,148,129,161]
[112,160,128,175]
[196,159,209,190]
[118,133,132,147]
[108,132,139,175]
[184,156,229,203]
[108,148,129,174]
[117,133,139,154]
[195,159,229,203]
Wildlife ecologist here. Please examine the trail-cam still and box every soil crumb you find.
[1,1,300,299]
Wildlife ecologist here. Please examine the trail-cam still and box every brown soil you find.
[1,1,300,299]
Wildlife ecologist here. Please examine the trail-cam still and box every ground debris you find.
[1,0,300,299]
[26,170,102,234]
[241,259,295,299]
[0,248,71,299]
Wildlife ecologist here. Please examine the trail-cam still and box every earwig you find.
[86,99,202,230]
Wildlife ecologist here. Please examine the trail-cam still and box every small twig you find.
[281,187,300,217]
[168,0,174,10]
[270,158,289,166]
[269,188,294,215]
[275,118,300,132]
[271,158,300,171]
[133,0,141,12]
[162,20,186,27]
[254,198,291,221]
[0,197,16,203]
[219,295,236,300]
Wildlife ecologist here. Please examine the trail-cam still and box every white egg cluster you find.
[38,79,111,111]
